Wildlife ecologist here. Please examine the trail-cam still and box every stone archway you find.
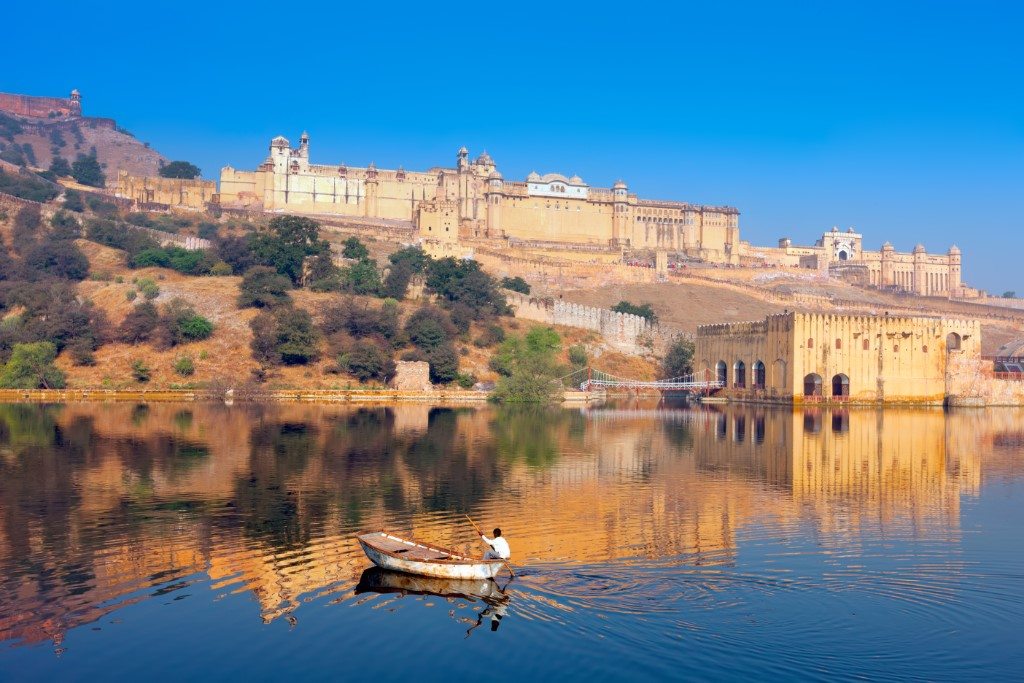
[803,373,823,396]
[831,373,850,397]
[752,360,766,389]
[947,332,962,351]
[716,361,727,385]
[734,360,746,388]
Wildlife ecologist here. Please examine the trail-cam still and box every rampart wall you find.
[505,292,656,354]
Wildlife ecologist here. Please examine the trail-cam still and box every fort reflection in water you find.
[0,401,1018,648]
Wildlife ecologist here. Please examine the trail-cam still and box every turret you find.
[948,245,962,291]
[298,131,310,159]
[457,146,469,171]
[880,241,895,288]
[612,180,628,246]
[485,170,504,237]
[913,243,927,295]
[69,88,81,115]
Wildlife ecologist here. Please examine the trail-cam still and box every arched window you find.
[835,338,842,350]
[947,332,962,351]
[716,361,727,385]
[753,361,766,389]
[734,360,746,388]
[923,345,928,353]
[831,373,850,398]
[803,373,823,396]
[863,338,870,350]
[807,338,814,348]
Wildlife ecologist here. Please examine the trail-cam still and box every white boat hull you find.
[358,538,505,580]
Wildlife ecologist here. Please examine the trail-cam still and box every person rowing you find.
[481,528,510,561]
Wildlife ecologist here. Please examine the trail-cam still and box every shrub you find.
[662,337,695,378]
[69,340,96,366]
[426,343,459,384]
[71,152,105,187]
[306,251,342,291]
[612,300,658,324]
[126,289,138,302]
[131,359,151,383]
[173,355,196,376]
[209,260,233,276]
[86,218,160,256]
[63,189,84,212]
[0,168,58,202]
[501,276,531,294]
[137,277,160,300]
[404,306,456,351]
[214,234,256,274]
[238,266,291,308]
[474,324,505,348]
[50,210,81,240]
[382,260,414,299]
[568,344,588,367]
[23,240,90,280]
[249,307,319,366]
[0,341,66,389]
[12,206,42,248]
[156,299,214,347]
[341,259,382,295]
[341,339,396,382]
[342,236,369,260]
[48,156,72,177]
[119,301,161,342]
[197,222,219,241]
[86,195,119,218]
[320,298,399,340]
[132,248,171,268]
[492,326,564,403]
[456,372,476,389]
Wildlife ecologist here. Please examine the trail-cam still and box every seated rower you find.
[481,528,511,560]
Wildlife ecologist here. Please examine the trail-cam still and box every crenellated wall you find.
[504,292,655,354]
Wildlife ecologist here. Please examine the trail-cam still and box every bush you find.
[341,259,382,295]
[69,340,96,366]
[86,195,119,218]
[341,339,396,383]
[12,206,42,248]
[492,326,564,403]
[662,337,695,378]
[0,168,58,202]
[71,152,106,187]
[342,236,369,260]
[0,341,66,389]
[214,234,256,274]
[474,324,505,348]
[612,300,658,324]
[320,298,399,340]
[238,266,291,308]
[86,218,160,256]
[131,359,151,383]
[249,306,319,366]
[63,189,84,212]
[404,306,456,350]
[23,240,90,280]
[49,156,72,178]
[306,251,341,291]
[568,344,588,367]
[456,372,476,389]
[209,260,233,276]
[50,211,81,239]
[137,277,160,300]
[382,260,414,299]
[156,299,214,347]
[426,343,459,384]
[119,301,161,342]
[132,248,171,268]
[173,355,196,376]
[197,222,219,241]
[501,276,531,294]
[126,289,138,302]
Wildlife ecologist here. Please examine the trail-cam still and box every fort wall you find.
[116,171,217,210]
[505,292,655,355]
[0,91,80,119]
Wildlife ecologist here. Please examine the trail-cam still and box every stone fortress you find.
[216,133,971,297]
[219,134,741,263]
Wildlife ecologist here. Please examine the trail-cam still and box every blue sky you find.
[3,1,1021,292]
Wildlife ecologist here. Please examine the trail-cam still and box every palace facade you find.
[219,134,741,262]
[695,312,981,404]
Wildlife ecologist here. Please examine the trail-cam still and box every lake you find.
[0,401,1021,681]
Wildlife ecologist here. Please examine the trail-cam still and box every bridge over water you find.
[564,368,724,395]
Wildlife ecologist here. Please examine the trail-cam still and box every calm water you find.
[0,401,1021,681]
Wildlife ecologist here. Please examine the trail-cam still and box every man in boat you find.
[481,528,510,561]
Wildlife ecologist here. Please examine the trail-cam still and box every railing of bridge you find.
[563,367,725,392]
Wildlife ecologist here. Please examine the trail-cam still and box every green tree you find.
[342,339,396,382]
[71,152,106,187]
[388,246,428,272]
[405,306,456,350]
[342,258,382,295]
[23,240,90,280]
[662,336,695,378]
[48,155,72,177]
[250,215,326,284]
[63,189,84,212]
[0,342,66,389]
[425,257,507,319]
[612,300,658,324]
[342,236,369,259]
[249,307,319,366]
[132,359,151,383]
[426,343,459,384]
[173,356,196,376]
[568,344,588,367]
[118,301,161,342]
[492,326,564,403]
[158,161,201,179]
[238,266,291,308]
[382,260,414,299]
[500,276,531,294]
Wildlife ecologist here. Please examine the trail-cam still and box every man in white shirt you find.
[481,528,510,560]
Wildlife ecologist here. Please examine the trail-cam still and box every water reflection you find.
[0,401,1020,672]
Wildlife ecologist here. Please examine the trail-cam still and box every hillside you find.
[1,109,167,185]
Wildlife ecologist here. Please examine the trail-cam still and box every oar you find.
[466,514,515,578]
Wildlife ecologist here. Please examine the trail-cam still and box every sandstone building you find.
[0,89,81,119]
[115,170,217,211]
[219,134,741,262]
[695,312,981,404]
[743,227,968,297]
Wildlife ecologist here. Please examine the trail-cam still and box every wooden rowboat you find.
[357,531,506,580]
[355,567,506,602]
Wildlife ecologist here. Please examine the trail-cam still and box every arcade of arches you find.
[696,312,982,404]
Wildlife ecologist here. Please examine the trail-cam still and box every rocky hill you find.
[0,90,167,185]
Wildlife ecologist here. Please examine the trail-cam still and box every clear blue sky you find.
[3,1,1021,292]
